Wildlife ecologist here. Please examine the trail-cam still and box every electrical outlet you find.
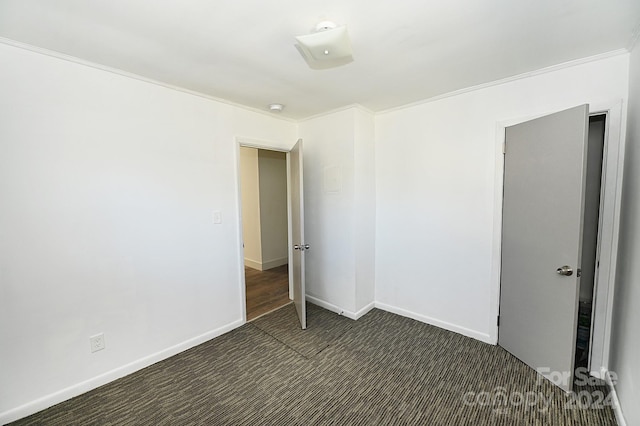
[90,333,105,353]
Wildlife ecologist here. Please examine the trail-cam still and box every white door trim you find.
[489,100,626,376]
[234,137,296,323]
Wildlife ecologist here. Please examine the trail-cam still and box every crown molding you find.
[0,37,297,123]
[377,49,629,116]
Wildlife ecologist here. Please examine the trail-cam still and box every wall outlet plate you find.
[90,333,105,353]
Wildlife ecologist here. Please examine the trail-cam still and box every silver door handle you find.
[293,245,301,250]
[556,265,573,276]
[293,244,310,251]
[303,244,310,250]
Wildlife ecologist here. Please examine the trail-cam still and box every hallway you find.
[245,265,290,321]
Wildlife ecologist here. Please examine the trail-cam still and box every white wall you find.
[354,109,376,313]
[258,150,288,269]
[299,109,357,312]
[374,54,629,343]
[609,41,640,425]
[240,147,262,267]
[0,42,296,422]
[298,107,376,316]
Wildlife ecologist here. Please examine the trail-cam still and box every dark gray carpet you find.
[252,303,354,358]
[10,305,617,425]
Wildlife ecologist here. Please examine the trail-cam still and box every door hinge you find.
[497,315,500,327]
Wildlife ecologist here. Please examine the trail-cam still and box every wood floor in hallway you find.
[245,264,290,321]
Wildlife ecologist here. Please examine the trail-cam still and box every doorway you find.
[236,138,308,329]
[239,146,291,321]
[496,105,618,392]
[576,113,606,370]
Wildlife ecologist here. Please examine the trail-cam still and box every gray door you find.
[289,139,306,329]
[499,105,589,392]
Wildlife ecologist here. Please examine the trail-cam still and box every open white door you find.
[499,105,589,392]
[289,139,306,329]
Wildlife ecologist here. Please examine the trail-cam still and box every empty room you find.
[1,1,640,425]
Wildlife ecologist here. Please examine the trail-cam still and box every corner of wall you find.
[603,368,629,426]
[606,37,640,426]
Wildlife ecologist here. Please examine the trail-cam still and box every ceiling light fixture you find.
[268,103,285,112]
[295,21,353,68]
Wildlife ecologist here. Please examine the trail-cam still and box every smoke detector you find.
[268,103,285,112]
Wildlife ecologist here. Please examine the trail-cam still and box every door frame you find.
[234,137,298,323]
[490,100,626,377]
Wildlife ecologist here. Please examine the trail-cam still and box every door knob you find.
[293,245,301,251]
[303,244,310,250]
[556,265,573,276]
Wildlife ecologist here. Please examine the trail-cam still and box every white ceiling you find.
[1,0,639,119]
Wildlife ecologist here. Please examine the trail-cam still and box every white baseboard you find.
[352,302,376,319]
[305,295,374,320]
[374,302,492,344]
[244,258,262,270]
[0,319,244,425]
[261,257,288,270]
[306,294,349,317]
[305,297,491,344]
[244,257,288,271]
[603,368,627,426]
